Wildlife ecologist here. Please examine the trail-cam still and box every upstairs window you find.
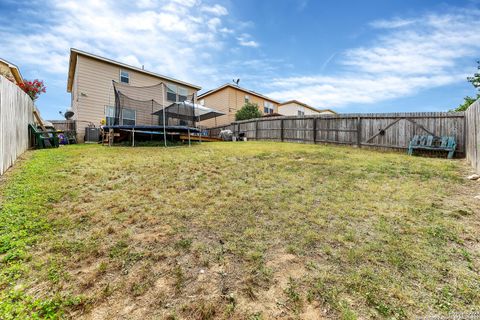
[298,110,305,116]
[166,84,188,102]
[264,101,274,114]
[167,84,177,102]
[178,87,188,102]
[120,70,129,84]
[245,95,250,103]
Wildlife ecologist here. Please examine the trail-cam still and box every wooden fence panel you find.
[257,119,281,140]
[49,120,76,132]
[316,117,358,144]
[227,112,466,155]
[0,76,34,175]
[283,118,314,142]
[465,100,480,173]
[207,106,479,171]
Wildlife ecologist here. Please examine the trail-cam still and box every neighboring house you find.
[278,100,336,116]
[0,58,24,85]
[67,48,201,142]
[197,83,279,128]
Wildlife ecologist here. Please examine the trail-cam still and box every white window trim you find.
[120,70,129,84]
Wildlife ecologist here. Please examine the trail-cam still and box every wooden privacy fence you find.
[0,76,34,175]
[49,120,76,132]
[208,112,466,155]
[465,99,480,173]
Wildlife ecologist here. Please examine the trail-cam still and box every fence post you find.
[312,117,316,144]
[255,120,258,140]
[357,116,362,147]
[463,113,467,156]
[280,119,284,142]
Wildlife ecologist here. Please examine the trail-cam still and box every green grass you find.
[0,142,479,319]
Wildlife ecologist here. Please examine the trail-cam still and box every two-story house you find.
[197,83,279,128]
[67,48,201,142]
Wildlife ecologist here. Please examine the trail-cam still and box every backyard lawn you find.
[0,142,479,319]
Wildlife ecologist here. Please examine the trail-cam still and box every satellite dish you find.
[64,108,75,119]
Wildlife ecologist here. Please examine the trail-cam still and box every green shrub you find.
[235,102,262,121]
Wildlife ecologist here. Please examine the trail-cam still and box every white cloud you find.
[2,2,479,115]
[219,27,234,34]
[267,74,461,107]
[201,4,228,16]
[237,33,259,47]
[0,0,246,88]
[370,18,415,29]
[267,9,480,108]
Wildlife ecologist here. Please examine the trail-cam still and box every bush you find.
[18,79,46,100]
[235,102,261,121]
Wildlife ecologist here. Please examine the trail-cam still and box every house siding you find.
[278,102,335,116]
[199,86,278,128]
[71,54,199,142]
[198,89,230,128]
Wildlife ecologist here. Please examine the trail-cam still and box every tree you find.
[452,61,480,111]
[467,60,480,89]
[454,94,480,112]
[235,102,262,121]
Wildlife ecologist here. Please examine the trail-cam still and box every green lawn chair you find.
[28,124,60,149]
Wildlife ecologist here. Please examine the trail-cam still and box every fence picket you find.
[0,76,34,175]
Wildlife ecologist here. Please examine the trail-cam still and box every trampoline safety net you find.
[112,81,223,129]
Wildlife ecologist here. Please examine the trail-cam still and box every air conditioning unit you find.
[85,127,100,143]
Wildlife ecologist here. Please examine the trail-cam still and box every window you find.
[122,108,136,125]
[178,87,188,102]
[105,106,116,125]
[166,84,188,102]
[245,95,250,103]
[105,106,136,125]
[167,84,177,102]
[298,110,305,116]
[120,70,129,84]
[264,101,274,114]
[200,99,205,106]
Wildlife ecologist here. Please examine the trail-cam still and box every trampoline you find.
[103,81,224,147]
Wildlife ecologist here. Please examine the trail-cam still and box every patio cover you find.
[152,100,225,122]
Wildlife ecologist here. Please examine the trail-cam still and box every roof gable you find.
[0,58,23,84]
[279,100,337,114]
[198,83,279,104]
[67,48,201,92]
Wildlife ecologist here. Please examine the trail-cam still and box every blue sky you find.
[1,0,479,119]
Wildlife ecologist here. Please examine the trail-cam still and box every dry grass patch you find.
[0,142,479,319]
